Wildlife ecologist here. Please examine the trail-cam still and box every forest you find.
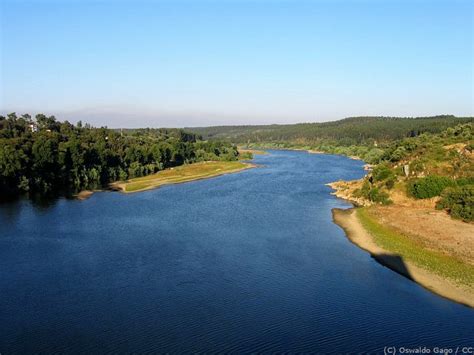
[188,115,474,164]
[0,113,239,197]
[189,115,473,143]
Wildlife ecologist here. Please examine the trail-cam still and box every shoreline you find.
[237,148,268,156]
[242,146,362,158]
[112,161,256,194]
[326,180,369,206]
[332,208,474,308]
[75,190,95,200]
[74,161,257,201]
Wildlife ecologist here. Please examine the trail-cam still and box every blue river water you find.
[0,150,473,353]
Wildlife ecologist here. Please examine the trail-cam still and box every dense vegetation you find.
[189,116,472,142]
[189,115,473,221]
[407,176,456,199]
[436,185,473,222]
[354,180,392,205]
[0,113,239,197]
[353,123,473,221]
[2,113,472,221]
[188,115,473,163]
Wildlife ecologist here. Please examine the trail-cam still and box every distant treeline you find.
[188,115,473,163]
[188,115,473,144]
[0,113,238,197]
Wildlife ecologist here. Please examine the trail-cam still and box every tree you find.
[0,114,240,197]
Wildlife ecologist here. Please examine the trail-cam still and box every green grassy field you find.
[356,207,474,287]
[119,161,253,193]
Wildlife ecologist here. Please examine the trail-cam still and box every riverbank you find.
[238,145,363,158]
[327,180,369,206]
[75,190,94,200]
[333,207,474,307]
[110,160,255,193]
[237,148,268,156]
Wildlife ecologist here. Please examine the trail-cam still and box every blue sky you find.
[1,0,473,127]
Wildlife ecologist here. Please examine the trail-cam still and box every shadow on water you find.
[0,184,105,210]
[372,254,413,281]
[0,193,61,224]
[0,191,83,221]
[331,208,414,282]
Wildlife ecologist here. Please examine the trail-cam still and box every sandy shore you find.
[74,161,255,199]
[112,162,255,194]
[237,148,268,155]
[332,208,474,308]
[74,190,94,200]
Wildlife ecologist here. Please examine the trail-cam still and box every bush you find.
[407,175,454,199]
[239,152,253,160]
[363,148,385,164]
[372,163,395,182]
[390,146,407,162]
[456,177,474,186]
[437,185,474,222]
[385,177,396,189]
[368,187,391,204]
[355,181,392,205]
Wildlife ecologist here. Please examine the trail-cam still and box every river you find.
[0,150,472,353]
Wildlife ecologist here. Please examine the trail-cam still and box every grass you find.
[120,161,253,193]
[356,207,474,287]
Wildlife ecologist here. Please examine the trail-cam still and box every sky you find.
[0,0,473,127]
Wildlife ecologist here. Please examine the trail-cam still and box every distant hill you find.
[187,115,474,145]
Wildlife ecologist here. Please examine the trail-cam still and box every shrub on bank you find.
[355,181,392,205]
[456,177,474,186]
[238,151,253,160]
[385,177,396,190]
[407,175,454,199]
[371,163,394,182]
[436,185,474,222]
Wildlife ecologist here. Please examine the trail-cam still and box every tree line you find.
[189,115,473,145]
[188,115,473,164]
[0,113,239,197]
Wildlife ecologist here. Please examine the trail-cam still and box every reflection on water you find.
[0,150,473,353]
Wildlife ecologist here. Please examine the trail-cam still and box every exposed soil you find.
[333,208,474,308]
[329,180,474,266]
[369,205,474,265]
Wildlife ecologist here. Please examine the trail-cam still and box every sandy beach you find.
[110,161,255,193]
[332,208,474,308]
[74,161,255,199]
